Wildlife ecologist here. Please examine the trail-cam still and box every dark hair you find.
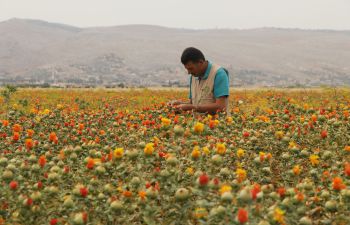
[181,47,205,65]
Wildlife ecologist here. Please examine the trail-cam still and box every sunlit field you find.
[0,87,349,224]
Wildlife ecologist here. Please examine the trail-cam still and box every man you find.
[169,47,230,115]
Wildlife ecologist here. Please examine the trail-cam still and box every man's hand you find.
[175,104,195,111]
[167,100,183,107]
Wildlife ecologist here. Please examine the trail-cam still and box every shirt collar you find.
[196,61,211,80]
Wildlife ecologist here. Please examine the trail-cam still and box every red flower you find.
[82,212,88,223]
[321,130,327,139]
[80,187,88,197]
[37,181,43,189]
[64,166,70,173]
[277,187,286,198]
[237,208,248,224]
[243,132,250,138]
[199,174,209,186]
[26,198,33,206]
[50,218,58,225]
[158,152,166,158]
[213,178,220,186]
[9,181,18,190]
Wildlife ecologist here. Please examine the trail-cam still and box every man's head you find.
[181,47,207,77]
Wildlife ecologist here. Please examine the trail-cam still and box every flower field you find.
[0,88,350,225]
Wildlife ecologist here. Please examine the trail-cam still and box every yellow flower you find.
[216,143,226,155]
[56,104,63,110]
[236,168,247,182]
[114,148,124,159]
[12,104,18,110]
[161,118,171,127]
[191,146,201,159]
[43,109,50,115]
[219,184,232,195]
[144,143,154,155]
[237,148,245,158]
[226,116,233,123]
[309,155,320,166]
[117,186,123,193]
[288,141,297,149]
[259,151,265,156]
[275,131,284,140]
[186,167,194,175]
[202,146,210,155]
[273,207,285,224]
[193,122,204,133]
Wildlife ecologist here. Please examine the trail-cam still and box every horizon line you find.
[2,17,350,32]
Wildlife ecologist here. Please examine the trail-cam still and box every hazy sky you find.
[1,0,349,30]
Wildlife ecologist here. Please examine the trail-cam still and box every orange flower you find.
[311,114,317,122]
[26,129,34,137]
[25,139,34,150]
[59,150,65,160]
[293,165,301,175]
[191,146,201,159]
[123,190,132,198]
[38,155,47,168]
[296,192,304,202]
[78,123,84,130]
[86,158,95,170]
[344,146,350,152]
[138,191,146,200]
[2,120,9,127]
[49,132,57,142]
[332,177,346,191]
[12,132,20,141]
[12,124,22,132]
[344,110,349,118]
[345,163,350,177]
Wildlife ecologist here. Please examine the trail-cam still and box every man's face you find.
[184,60,204,77]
